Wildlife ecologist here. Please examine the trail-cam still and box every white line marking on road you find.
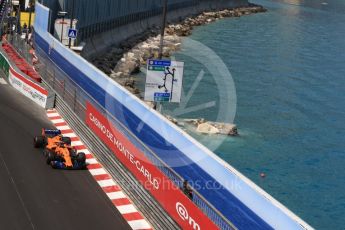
[97,179,116,187]
[57,125,71,131]
[0,78,7,84]
[71,141,83,147]
[47,113,60,118]
[128,220,152,230]
[107,191,127,200]
[78,149,91,155]
[51,119,65,124]
[88,168,107,176]
[86,158,98,164]
[116,205,138,214]
[61,133,77,138]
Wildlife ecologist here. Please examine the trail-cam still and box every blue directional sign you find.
[148,60,171,67]
[68,28,77,39]
[154,92,171,102]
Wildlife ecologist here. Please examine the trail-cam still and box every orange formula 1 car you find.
[34,129,86,169]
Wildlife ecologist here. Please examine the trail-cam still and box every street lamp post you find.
[28,1,32,29]
[154,0,168,112]
[26,2,33,43]
[57,11,67,44]
[68,0,75,48]
[158,0,167,60]
[8,0,13,36]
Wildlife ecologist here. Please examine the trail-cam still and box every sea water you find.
[162,0,345,229]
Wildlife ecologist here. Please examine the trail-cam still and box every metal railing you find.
[9,33,237,230]
[77,0,198,42]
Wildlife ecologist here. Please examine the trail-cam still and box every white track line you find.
[78,149,91,155]
[50,119,65,124]
[57,125,71,131]
[47,113,59,117]
[89,168,107,176]
[86,158,98,165]
[107,191,127,200]
[71,141,84,146]
[0,78,7,84]
[117,205,138,214]
[97,179,116,187]
[61,133,77,138]
[128,220,152,230]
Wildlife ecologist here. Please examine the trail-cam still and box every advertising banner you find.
[8,67,48,108]
[85,102,218,230]
[0,53,10,75]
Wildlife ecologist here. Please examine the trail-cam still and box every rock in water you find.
[195,121,238,136]
[215,123,238,136]
[197,123,220,134]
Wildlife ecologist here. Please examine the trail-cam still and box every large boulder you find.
[215,123,238,136]
[196,123,220,134]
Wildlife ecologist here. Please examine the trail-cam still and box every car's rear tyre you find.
[43,149,50,157]
[34,136,46,148]
[46,152,57,164]
[70,149,77,159]
[77,152,86,163]
[61,137,71,145]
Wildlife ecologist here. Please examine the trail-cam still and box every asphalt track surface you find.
[0,75,131,230]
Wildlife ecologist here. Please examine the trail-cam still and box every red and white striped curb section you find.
[46,109,152,230]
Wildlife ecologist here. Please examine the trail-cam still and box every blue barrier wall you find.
[34,2,312,230]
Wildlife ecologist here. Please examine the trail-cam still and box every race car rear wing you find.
[42,129,61,136]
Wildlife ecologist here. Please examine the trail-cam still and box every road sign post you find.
[144,59,184,103]
[68,28,77,39]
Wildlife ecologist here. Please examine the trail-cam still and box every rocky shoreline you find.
[92,3,267,98]
[91,3,266,135]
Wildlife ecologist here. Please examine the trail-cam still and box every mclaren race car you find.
[34,129,86,169]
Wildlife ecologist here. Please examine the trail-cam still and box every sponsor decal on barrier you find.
[8,67,48,108]
[86,102,218,230]
[176,202,201,230]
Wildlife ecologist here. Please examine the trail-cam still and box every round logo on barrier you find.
[176,202,189,220]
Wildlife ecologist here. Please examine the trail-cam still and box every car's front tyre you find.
[46,152,57,164]
[34,136,46,148]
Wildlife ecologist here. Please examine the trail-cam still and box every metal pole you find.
[155,0,168,112]
[60,16,64,43]
[68,0,75,48]
[0,0,9,36]
[26,3,32,43]
[28,1,32,29]
[16,5,20,34]
[8,0,13,36]
[158,0,167,60]
[59,0,66,44]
